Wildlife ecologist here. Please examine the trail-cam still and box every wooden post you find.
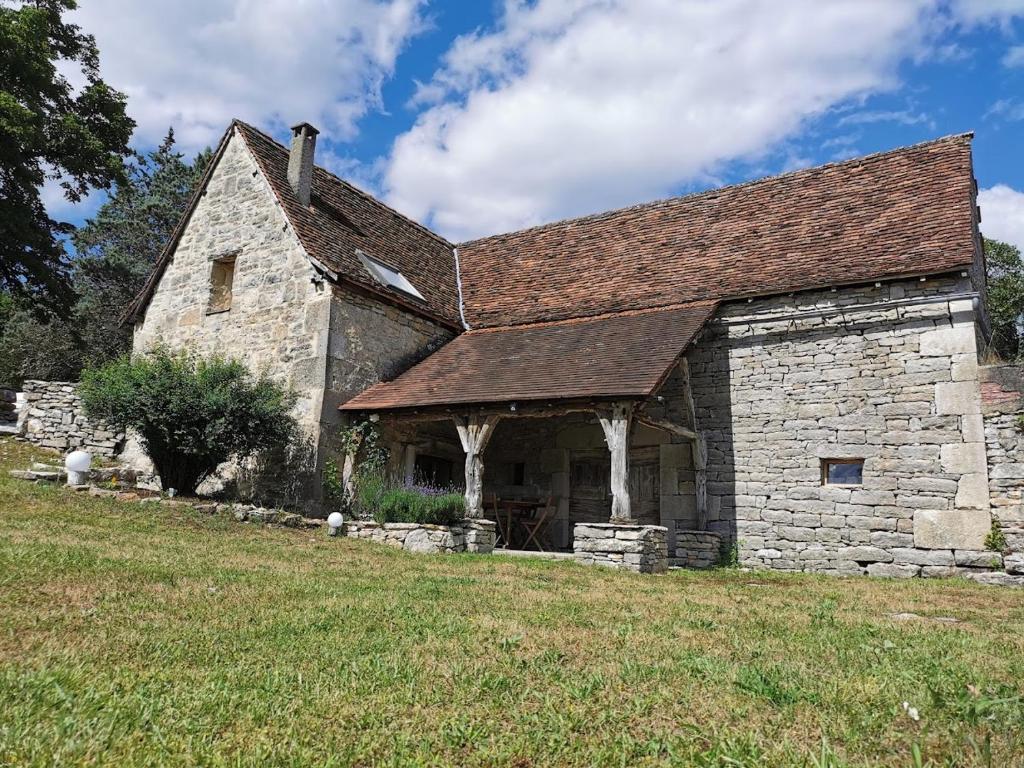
[679,359,709,530]
[454,414,501,518]
[598,401,634,522]
[402,444,417,485]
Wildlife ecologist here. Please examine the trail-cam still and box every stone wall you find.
[132,128,331,444]
[687,275,996,576]
[673,528,722,569]
[343,519,496,554]
[981,365,1024,551]
[573,523,668,573]
[0,387,18,433]
[18,381,124,456]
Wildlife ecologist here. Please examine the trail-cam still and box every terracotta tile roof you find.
[125,121,462,328]
[234,122,461,326]
[457,134,979,328]
[341,301,717,411]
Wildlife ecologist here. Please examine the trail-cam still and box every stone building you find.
[127,120,1022,576]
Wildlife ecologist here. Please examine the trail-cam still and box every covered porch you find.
[340,301,721,570]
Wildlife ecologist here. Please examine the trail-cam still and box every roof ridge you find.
[232,119,454,250]
[457,132,975,247]
[466,299,720,334]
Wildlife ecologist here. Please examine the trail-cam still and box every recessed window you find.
[511,461,526,486]
[822,459,864,486]
[208,254,236,313]
[356,249,425,301]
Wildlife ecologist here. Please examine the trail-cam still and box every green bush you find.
[80,348,297,495]
[372,484,465,526]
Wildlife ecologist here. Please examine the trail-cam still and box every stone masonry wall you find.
[573,523,668,573]
[132,128,330,442]
[343,519,496,554]
[18,381,124,457]
[687,275,995,577]
[673,528,723,569]
[981,365,1024,551]
[323,286,453,447]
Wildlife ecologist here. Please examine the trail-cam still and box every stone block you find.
[939,442,986,474]
[935,381,980,416]
[867,562,921,579]
[890,547,956,566]
[919,326,974,357]
[954,550,1002,569]
[837,546,893,563]
[913,509,990,550]
[954,473,989,510]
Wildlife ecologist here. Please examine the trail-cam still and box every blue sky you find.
[52,0,1024,250]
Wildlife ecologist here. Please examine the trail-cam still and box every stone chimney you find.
[287,122,319,207]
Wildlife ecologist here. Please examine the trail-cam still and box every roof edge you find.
[457,132,975,248]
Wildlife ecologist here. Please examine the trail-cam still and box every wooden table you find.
[494,498,545,549]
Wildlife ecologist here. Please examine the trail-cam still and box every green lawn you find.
[1,438,1023,767]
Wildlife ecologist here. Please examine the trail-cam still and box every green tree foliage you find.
[985,238,1024,362]
[0,131,210,385]
[0,0,134,311]
[80,348,297,495]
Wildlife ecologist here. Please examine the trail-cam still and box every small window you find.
[356,249,425,301]
[822,459,864,486]
[208,254,236,313]
[511,462,526,486]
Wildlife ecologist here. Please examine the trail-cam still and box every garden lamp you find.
[65,450,92,486]
[327,511,344,536]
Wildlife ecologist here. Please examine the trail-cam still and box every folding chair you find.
[519,495,555,552]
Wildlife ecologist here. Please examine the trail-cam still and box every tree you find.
[0,131,211,386]
[80,349,298,496]
[0,0,134,313]
[985,237,1024,362]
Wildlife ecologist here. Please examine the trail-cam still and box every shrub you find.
[985,516,1008,553]
[80,348,297,495]
[372,482,465,526]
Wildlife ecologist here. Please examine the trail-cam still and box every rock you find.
[88,487,118,498]
[867,563,920,579]
[954,550,1003,569]
[838,546,893,563]
[1004,554,1024,575]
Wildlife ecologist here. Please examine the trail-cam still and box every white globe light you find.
[65,450,92,473]
[327,512,344,528]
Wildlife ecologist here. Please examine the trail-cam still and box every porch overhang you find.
[339,300,718,415]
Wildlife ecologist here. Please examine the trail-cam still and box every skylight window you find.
[356,250,425,301]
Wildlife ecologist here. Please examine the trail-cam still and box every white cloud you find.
[384,0,1024,241]
[384,0,956,241]
[1004,45,1024,66]
[67,0,426,152]
[980,185,1024,252]
[949,0,1024,24]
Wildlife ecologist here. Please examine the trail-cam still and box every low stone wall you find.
[981,365,1024,552]
[673,528,722,569]
[573,523,668,573]
[19,380,124,457]
[343,519,496,554]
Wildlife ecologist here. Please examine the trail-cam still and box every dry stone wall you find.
[673,528,722,569]
[343,519,496,554]
[687,275,998,577]
[573,523,668,573]
[981,365,1024,551]
[18,381,124,456]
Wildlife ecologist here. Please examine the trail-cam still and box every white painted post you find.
[454,414,501,518]
[598,401,634,522]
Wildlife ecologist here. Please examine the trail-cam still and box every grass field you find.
[1,437,1023,767]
